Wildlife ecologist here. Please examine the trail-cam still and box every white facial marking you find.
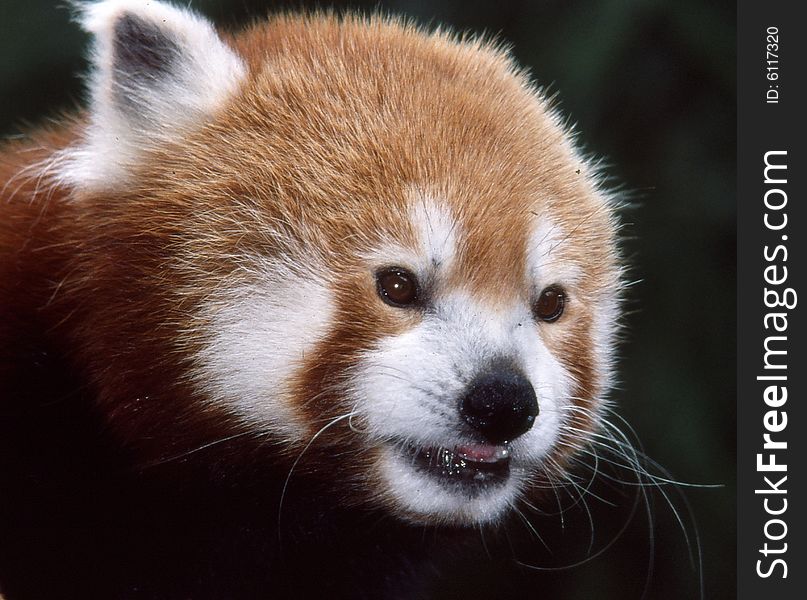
[362,198,458,276]
[349,210,612,523]
[527,216,583,288]
[378,445,523,525]
[410,198,458,270]
[194,267,332,441]
[529,215,620,422]
[353,289,574,522]
[584,284,620,419]
[58,0,247,190]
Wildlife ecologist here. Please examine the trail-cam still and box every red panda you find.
[0,1,622,598]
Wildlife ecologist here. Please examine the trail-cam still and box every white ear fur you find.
[60,0,246,191]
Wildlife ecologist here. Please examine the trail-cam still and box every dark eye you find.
[533,285,566,322]
[376,267,419,307]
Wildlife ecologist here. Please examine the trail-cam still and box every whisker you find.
[141,429,265,468]
[277,411,355,539]
[515,399,710,599]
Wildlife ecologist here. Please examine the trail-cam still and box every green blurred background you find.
[1,1,735,598]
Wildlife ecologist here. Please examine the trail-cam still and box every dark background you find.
[0,1,735,598]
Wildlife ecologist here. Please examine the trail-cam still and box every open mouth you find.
[405,442,511,487]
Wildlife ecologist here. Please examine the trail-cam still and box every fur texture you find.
[0,2,622,598]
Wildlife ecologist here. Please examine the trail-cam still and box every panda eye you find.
[533,285,566,322]
[376,267,419,307]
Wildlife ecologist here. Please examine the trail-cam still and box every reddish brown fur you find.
[0,10,627,599]
[1,11,618,522]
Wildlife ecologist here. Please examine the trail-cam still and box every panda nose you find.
[459,369,539,444]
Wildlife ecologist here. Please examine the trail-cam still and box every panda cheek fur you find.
[0,1,626,593]
[279,272,418,494]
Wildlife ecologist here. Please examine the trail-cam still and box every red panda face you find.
[49,1,621,527]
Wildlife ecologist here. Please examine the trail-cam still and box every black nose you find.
[459,370,539,444]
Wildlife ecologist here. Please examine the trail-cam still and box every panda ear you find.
[63,0,246,190]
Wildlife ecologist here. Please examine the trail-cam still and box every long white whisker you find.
[524,399,710,599]
[141,429,266,468]
[277,412,355,539]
